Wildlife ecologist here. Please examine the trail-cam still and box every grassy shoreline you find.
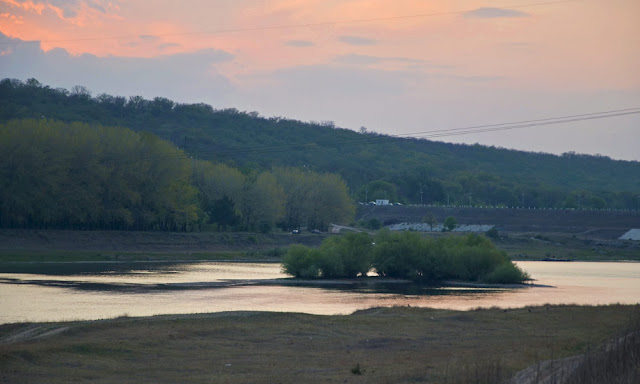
[1,229,638,263]
[1,304,638,383]
[0,249,282,263]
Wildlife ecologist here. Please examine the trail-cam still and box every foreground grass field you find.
[1,305,638,383]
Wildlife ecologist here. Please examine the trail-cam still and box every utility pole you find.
[469,192,472,206]
[521,192,525,207]
[447,194,450,206]
[420,187,423,205]
[365,187,368,203]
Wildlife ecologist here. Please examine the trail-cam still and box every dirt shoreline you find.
[0,229,328,253]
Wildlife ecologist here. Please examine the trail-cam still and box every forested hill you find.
[2,78,639,209]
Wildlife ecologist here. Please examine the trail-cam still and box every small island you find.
[283,230,529,285]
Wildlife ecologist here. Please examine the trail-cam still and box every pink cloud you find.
[1,0,119,26]
[1,0,46,14]
[0,12,24,24]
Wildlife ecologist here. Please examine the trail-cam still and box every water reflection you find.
[0,261,197,276]
[1,261,639,324]
[284,280,506,297]
[0,277,248,292]
[0,261,505,296]
[0,273,504,296]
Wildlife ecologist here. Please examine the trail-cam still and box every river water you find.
[0,261,638,324]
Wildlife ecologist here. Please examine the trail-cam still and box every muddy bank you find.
[0,229,327,253]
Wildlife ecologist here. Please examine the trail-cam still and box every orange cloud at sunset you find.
[2,0,46,14]
[1,0,637,91]
[0,0,636,87]
[1,0,638,160]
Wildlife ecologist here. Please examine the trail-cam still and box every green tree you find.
[209,196,240,230]
[307,172,355,231]
[422,212,437,231]
[320,232,372,278]
[282,244,319,278]
[366,218,382,230]
[443,216,457,232]
[273,167,313,229]
[485,227,500,239]
[192,160,244,228]
[361,180,398,202]
[0,119,201,230]
[273,167,354,230]
[239,171,285,232]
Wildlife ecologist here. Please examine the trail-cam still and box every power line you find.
[391,107,640,138]
[102,107,640,163]
[410,109,640,140]
[0,0,578,45]
[181,108,640,159]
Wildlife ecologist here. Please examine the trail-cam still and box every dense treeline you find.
[0,119,198,230]
[2,78,639,210]
[282,231,529,284]
[193,163,354,232]
[0,119,354,231]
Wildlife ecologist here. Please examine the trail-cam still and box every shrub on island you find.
[282,233,372,278]
[282,230,529,284]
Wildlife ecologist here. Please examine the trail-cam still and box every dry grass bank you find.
[1,304,638,383]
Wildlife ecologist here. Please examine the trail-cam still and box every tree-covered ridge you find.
[2,78,639,210]
[0,119,354,231]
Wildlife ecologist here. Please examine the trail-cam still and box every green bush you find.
[367,218,382,230]
[283,231,529,284]
[372,231,433,280]
[282,245,319,278]
[485,227,499,239]
[282,233,373,278]
[443,216,457,231]
[324,232,372,278]
[315,248,344,278]
[484,263,530,284]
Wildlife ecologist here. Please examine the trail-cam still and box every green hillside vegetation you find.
[283,231,529,284]
[0,119,353,231]
[2,78,639,210]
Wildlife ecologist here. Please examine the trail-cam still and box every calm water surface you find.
[1,261,638,324]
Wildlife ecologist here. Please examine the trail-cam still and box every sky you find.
[1,0,639,161]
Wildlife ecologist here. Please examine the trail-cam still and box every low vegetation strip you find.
[0,229,326,255]
[358,205,640,235]
[1,228,638,263]
[282,231,529,284]
[0,305,637,384]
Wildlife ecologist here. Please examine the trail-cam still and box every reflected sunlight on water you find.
[1,261,638,324]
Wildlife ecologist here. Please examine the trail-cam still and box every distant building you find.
[376,199,390,206]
